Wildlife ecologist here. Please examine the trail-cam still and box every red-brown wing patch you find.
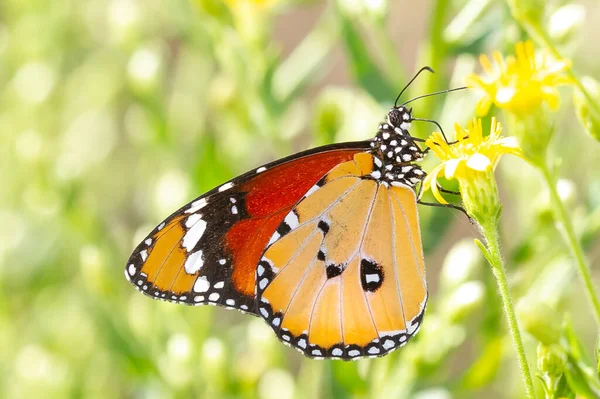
[125,142,370,315]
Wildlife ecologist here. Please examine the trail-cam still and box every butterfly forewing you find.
[256,152,427,360]
[125,142,370,315]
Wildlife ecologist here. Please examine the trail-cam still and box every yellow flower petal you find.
[444,158,461,179]
[466,153,492,171]
[475,97,493,116]
[497,136,519,149]
[423,118,526,204]
[467,40,571,115]
[428,166,448,205]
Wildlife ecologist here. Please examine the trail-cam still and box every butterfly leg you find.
[412,118,470,146]
[437,186,461,196]
[415,181,471,221]
[412,117,449,143]
[418,199,472,222]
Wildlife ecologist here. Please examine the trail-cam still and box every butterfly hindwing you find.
[125,142,370,315]
[256,152,427,360]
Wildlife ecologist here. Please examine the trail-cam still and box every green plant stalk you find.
[477,225,536,399]
[540,164,600,327]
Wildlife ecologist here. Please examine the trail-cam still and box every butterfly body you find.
[126,105,430,360]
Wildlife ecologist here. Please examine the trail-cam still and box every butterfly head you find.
[368,107,426,188]
[387,106,413,131]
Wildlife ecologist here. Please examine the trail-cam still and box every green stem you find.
[540,163,600,326]
[477,224,536,398]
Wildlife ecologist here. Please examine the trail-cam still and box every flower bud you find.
[201,337,227,375]
[516,296,561,345]
[440,239,482,291]
[443,281,485,324]
[259,369,295,399]
[509,111,553,168]
[574,76,600,142]
[458,168,502,229]
[537,343,566,377]
[506,0,546,23]
[535,179,577,224]
[548,4,585,44]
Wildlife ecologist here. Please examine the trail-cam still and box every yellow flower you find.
[467,41,571,115]
[423,118,523,205]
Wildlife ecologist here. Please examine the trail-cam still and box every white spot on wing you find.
[186,198,207,214]
[185,213,202,228]
[145,238,152,246]
[383,340,395,349]
[193,276,210,293]
[304,184,319,198]
[209,292,220,302]
[184,250,204,274]
[128,264,136,276]
[231,206,238,214]
[284,211,299,230]
[182,218,207,252]
[408,320,419,334]
[365,274,380,283]
[214,281,224,289]
[256,166,267,173]
[140,249,148,262]
[218,182,234,192]
[332,348,343,356]
[259,278,268,290]
[267,231,280,246]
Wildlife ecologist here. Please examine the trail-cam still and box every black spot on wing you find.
[317,250,326,261]
[326,264,343,279]
[360,259,384,292]
[317,220,330,235]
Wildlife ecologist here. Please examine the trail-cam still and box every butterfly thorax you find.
[368,106,426,188]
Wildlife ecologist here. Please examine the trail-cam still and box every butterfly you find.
[125,67,464,360]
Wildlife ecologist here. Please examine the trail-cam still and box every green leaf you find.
[337,13,396,104]
[461,337,504,389]
[564,358,600,398]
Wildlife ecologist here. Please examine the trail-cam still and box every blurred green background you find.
[1,0,600,398]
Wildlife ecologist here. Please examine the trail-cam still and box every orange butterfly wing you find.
[255,153,427,359]
[125,142,370,314]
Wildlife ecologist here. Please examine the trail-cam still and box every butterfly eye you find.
[388,108,404,127]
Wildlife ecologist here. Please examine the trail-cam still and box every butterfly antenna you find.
[394,66,435,107]
[402,86,469,106]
